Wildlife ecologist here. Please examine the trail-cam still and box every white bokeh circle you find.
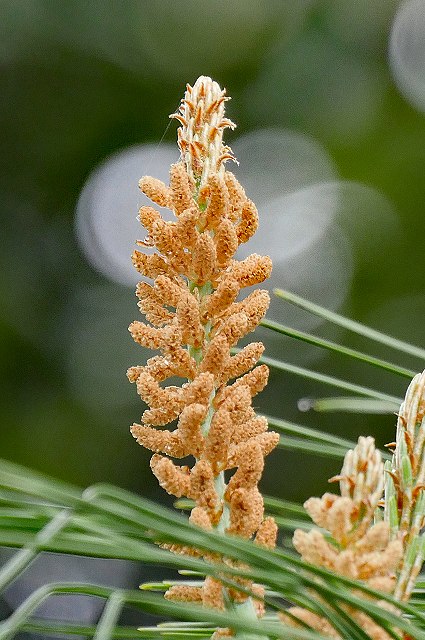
[232,128,336,204]
[76,144,178,286]
[389,0,425,112]
[76,130,338,287]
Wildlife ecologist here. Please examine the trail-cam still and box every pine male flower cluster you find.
[283,436,402,640]
[286,371,425,639]
[128,76,278,615]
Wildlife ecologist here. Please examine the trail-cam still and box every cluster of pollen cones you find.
[284,369,425,639]
[127,76,425,640]
[283,436,403,640]
[128,76,278,614]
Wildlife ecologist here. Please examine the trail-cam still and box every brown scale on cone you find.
[128,76,277,628]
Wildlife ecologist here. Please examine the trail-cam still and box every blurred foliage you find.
[0,0,424,509]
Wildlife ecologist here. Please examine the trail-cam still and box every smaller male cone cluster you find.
[128,76,278,616]
[283,436,403,640]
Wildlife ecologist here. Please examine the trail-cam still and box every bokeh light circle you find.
[76,144,178,286]
[232,128,337,204]
[390,0,425,112]
[237,183,353,345]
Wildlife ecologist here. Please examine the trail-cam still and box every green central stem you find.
[185,179,266,635]
[187,278,265,640]
[187,277,229,529]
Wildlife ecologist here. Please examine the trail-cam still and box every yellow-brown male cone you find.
[283,437,402,640]
[128,76,278,614]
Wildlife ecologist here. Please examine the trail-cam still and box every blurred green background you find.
[1,0,425,509]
